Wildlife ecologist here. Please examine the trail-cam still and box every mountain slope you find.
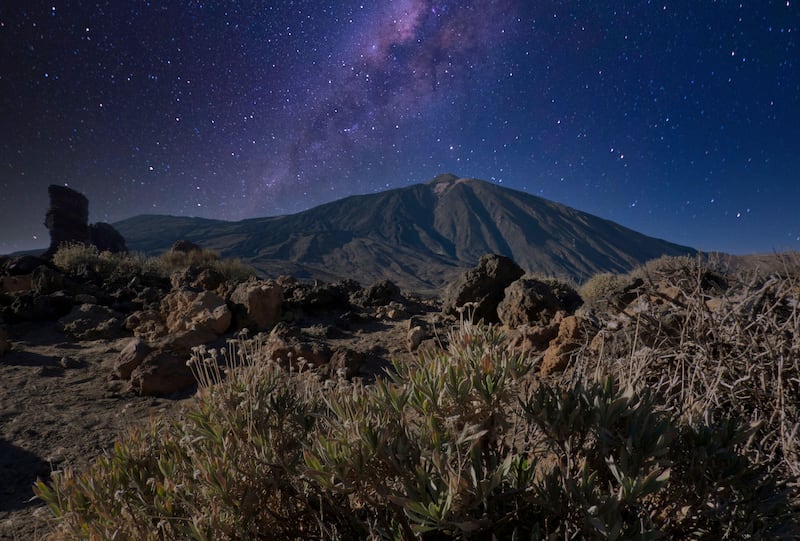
[115,174,696,290]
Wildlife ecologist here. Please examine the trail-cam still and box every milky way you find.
[1,1,798,254]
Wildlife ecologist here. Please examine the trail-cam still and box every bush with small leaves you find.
[35,322,799,540]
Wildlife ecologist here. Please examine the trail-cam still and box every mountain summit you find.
[115,175,695,290]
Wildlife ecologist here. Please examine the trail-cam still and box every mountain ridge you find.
[114,174,696,290]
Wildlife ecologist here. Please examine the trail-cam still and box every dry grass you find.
[573,253,800,486]
[51,243,256,283]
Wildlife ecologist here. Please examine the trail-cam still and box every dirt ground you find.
[0,307,430,540]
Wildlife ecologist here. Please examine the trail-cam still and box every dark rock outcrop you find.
[44,185,90,258]
[89,222,128,253]
[42,185,127,258]
[442,254,525,323]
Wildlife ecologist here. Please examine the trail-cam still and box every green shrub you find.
[34,321,798,540]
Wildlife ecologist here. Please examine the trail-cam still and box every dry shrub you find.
[576,252,800,487]
[35,320,799,539]
[156,248,255,281]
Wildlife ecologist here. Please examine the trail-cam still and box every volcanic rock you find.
[32,265,65,295]
[43,185,90,258]
[130,350,195,396]
[161,289,231,336]
[171,239,202,253]
[58,304,125,340]
[229,279,283,330]
[114,338,151,380]
[540,315,595,376]
[6,255,49,276]
[498,277,582,328]
[89,222,128,253]
[329,347,363,378]
[442,254,524,323]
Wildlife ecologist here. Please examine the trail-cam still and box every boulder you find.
[32,265,65,295]
[89,222,127,253]
[161,289,231,335]
[507,321,562,354]
[498,277,582,328]
[125,309,167,340]
[260,327,331,369]
[1,275,32,293]
[130,351,196,396]
[229,280,283,329]
[442,254,524,324]
[114,338,151,380]
[33,293,75,321]
[58,303,125,340]
[5,255,49,275]
[540,315,592,376]
[43,185,90,258]
[286,281,353,312]
[407,315,434,352]
[352,279,401,307]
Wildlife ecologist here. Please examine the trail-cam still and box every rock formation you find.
[43,185,127,258]
[442,254,525,323]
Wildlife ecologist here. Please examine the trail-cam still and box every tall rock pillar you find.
[43,185,90,258]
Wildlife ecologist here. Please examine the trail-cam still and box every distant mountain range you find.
[114,174,696,291]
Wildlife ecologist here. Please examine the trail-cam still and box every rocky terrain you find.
[1,186,797,539]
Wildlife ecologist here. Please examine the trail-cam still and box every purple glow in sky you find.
[1,1,798,254]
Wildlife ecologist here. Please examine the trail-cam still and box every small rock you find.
[59,356,82,369]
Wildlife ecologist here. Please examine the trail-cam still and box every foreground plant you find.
[35,322,798,539]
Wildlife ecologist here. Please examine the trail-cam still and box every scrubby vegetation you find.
[35,252,800,541]
[51,243,256,282]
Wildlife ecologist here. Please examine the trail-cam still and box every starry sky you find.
[1,1,798,255]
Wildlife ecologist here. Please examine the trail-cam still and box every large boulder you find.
[120,328,218,395]
[498,277,582,328]
[229,280,283,329]
[442,254,524,324]
[161,289,231,335]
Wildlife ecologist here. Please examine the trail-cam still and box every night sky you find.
[1,1,798,255]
